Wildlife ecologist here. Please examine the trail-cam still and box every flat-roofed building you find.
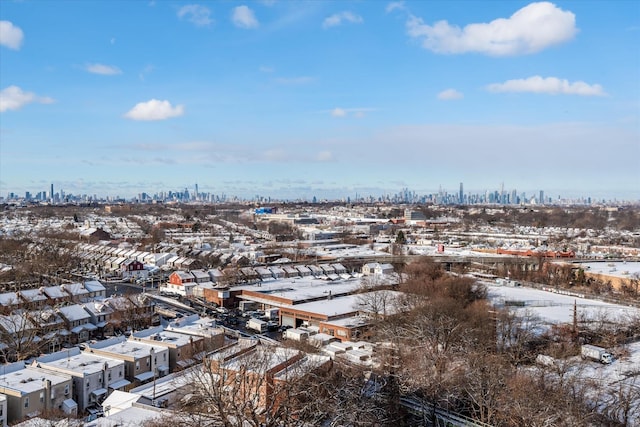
[131,326,205,372]
[84,336,170,386]
[32,347,128,413]
[0,361,74,424]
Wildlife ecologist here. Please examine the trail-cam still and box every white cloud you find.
[329,107,376,118]
[486,76,606,96]
[437,88,464,100]
[177,4,213,27]
[0,86,54,112]
[331,108,347,117]
[0,20,24,50]
[124,99,184,121]
[406,2,577,56]
[322,11,363,29]
[386,2,405,13]
[85,63,122,75]
[232,5,259,29]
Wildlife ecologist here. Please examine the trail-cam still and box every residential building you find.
[131,326,205,372]
[32,348,128,413]
[0,362,75,424]
[57,304,95,345]
[165,271,196,296]
[84,336,170,386]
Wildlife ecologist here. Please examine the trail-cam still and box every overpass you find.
[334,253,541,273]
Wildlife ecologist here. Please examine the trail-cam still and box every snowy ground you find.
[492,284,640,424]
[486,283,640,325]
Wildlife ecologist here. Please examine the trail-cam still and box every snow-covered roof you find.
[57,304,91,322]
[84,280,107,293]
[34,347,124,375]
[63,282,89,296]
[42,285,68,299]
[0,363,71,394]
[0,292,20,306]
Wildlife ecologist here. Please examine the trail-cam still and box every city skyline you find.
[1,1,639,200]
[1,181,624,206]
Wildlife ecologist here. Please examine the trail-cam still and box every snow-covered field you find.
[486,283,640,325]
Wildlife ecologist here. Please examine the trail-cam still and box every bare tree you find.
[0,312,42,362]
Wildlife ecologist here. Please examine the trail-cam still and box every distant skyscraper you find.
[459,182,464,204]
[539,190,544,204]
[195,183,199,200]
[50,183,54,201]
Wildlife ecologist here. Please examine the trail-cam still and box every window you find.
[64,384,69,395]
[24,397,29,408]
[135,361,140,370]
[119,370,122,377]
[163,353,166,361]
[108,372,112,381]
[40,392,44,403]
[86,380,90,388]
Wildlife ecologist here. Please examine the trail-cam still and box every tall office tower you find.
[195,183,199,200]
[50,183,54,200]
[459,182,464,204]
[539,190,544,204]
[511,189,517,205]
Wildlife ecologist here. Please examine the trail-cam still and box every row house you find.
[131,327,205,372]
[0,292,22,314]
[283,266,300,278]
[269,266,286,279]
[83,300,115,338]
[62,283,90,302]
[0,281,106,314]
[239,267,260,283]
[164,315,226,362]
[83,280,107,299]
[29,308,65,353]
[15,289,47,310]
[106,294,155,333]
[57,304,96,345]
[191,269,209,283]
[84,336,170,386]
[255,267,274,281]
[208,268,225,284]
[121,259,145,280]
[31,348,128,414]
[0,361,75,425]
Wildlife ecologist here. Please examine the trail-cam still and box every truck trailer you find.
[246,317,268,333]
[581,344,613,364]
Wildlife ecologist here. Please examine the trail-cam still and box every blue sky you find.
[1,1,639,200]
